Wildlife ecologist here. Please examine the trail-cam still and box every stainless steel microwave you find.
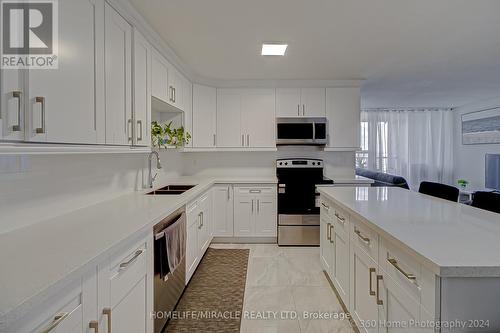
[276,117,328,146]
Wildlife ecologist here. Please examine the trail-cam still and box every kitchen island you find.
[318,186,500,333]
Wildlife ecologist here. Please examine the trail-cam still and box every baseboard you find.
[211,237,277,244]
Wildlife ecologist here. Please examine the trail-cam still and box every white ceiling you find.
[130,0,500,108]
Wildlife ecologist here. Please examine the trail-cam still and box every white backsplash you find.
[0,148,354,233]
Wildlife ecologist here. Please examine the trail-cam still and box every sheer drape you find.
[359,108,454,190]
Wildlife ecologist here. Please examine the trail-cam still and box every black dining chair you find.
[471,191,500,214]
[418,181,459,202]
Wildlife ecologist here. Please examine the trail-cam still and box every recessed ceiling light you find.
[261,43,288,56]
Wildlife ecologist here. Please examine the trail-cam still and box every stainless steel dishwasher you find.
[153,207,186,333]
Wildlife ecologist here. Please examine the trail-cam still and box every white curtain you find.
[358,108,454,190]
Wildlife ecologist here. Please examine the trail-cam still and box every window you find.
[355,120,389,173]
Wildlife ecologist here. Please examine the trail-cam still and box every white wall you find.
[0,148,353,233]
[0,150,184,233]
[453,97,500,191]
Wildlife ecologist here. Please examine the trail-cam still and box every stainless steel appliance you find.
[153,207,186,333]
[276,117,328,146]
[277,159,333,246]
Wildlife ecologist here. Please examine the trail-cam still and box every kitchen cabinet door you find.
[241,89,276,148]
[0,68,24,141]
[326,87,360,149]
[234,193,254,236]
[197,191,212,256]
[378,272,420,333]
[217,89,242,147]
[253,194,277,237]
[27,0,105,144]
[98,239,149,333]
[133,29,151,147]
[276,88,301,117]
[186,202,200,283]
[192,84,216,148]
[320,215,334,277]
[350,244,379,333]
[301,88,325,117]
[332,220,350,308]
[182,78,193,147]
[168,66,183,109]
[151,50,169,103]
[104,2,132,145]
[213,185,234,237]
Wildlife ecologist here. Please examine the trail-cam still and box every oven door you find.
[278,182,319,215]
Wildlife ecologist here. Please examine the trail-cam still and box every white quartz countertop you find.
[324,175,375,184]
[317,186,500,278]
[0,176,277,328]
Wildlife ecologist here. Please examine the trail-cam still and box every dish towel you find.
[164,213,186,280]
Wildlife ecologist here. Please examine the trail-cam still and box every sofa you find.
[355,168,410,189]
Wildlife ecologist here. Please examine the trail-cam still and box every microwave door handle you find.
[312,122,315,142]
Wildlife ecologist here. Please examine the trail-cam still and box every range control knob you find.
[285,162,288,165]
[312,162,316,165]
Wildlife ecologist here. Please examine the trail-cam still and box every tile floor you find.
[210,243,356,333]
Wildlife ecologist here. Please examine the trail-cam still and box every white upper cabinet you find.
[0,69,24,141]
[217,89,242,147]
[27,0,105,144]
[216,88,275,148]
[276,88,301,117]
[192,84,216,148]
[276,88,325,117]
[300,88,326,117]
[151,49,169,104]
[104,2,132,145]
[241,89,275,148]
[168,66,183,109]
[326,87,360,149]
[133,29,151,147]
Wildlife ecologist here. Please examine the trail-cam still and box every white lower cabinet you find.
[320,194,436,333]
[98,237,151,333]
[213,184,234,237]
[234,185,277,237]
[8,234,152,333]
[186,189,213,284]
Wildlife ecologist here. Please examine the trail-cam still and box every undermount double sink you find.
[146,185,196,195]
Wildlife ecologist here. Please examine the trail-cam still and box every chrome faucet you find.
[148,151,162,188]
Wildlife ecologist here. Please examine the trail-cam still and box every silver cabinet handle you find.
[173,87,176,103]
[12,91,22,131]
[302,104,305,116]
[354,228,370,244]
[329,224,334,244]
[41,312,70,333]
[227,186,230,201]
[334,212,345,224]
[198,212,202,229]
[137,120,143,142]
[247,134,249,147]
[127,119,133,142]
[119,249,144,270]
[249,189,261,193]
[369,268,376,296]
[326,222,331,241]
[35,96,45,134]
[103,308,111,333]
[201,211,204,227]
[213,134,216,146]
[169,86,173,102]
[242,134,244,146]
[251,199,254,213]
[257,199,260,213]
[376,275,383,305]
[321,202,329,210]
[89,320,99,333]
[297,104,300,116]
[388,258,416,281]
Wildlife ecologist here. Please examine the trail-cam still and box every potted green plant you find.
[457,179,469,189]
[151,121,191,149]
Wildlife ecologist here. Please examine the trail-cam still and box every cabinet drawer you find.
[235,185,276,195]
[351,218,378,261]
[379,237,436,314]
[332,204,349,237]
[10,278,84,333]
[109,242,148,307]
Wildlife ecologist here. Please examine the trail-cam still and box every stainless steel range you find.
[276,159,333,246]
